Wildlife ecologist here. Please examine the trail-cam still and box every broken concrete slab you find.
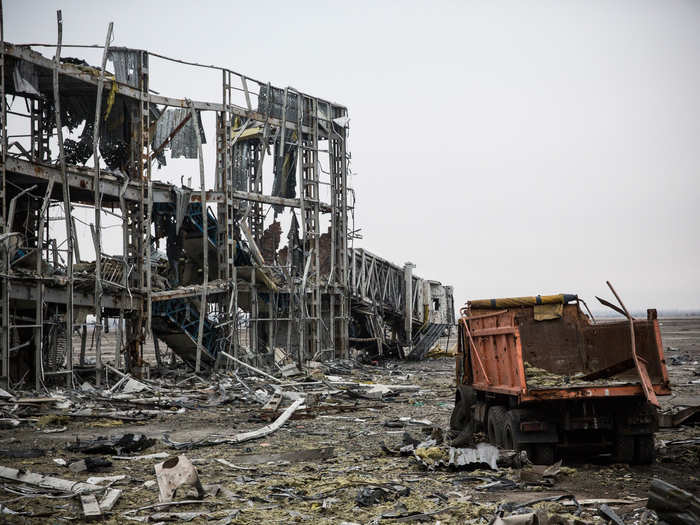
[80,493,102,520]
[99,487,122,511]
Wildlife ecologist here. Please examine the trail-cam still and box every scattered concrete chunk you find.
[80,493,102,520]
[99,488,122,511]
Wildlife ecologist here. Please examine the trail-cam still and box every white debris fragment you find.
[112,452,170,461]
[86,474,126,485]
[449,443,500,470]
[122,378,149,394]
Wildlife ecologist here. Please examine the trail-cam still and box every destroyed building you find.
[0,14,454,389]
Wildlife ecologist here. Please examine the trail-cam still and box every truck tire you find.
[449,386,475,432]
[634,434,655,464]
[487,406,507,447]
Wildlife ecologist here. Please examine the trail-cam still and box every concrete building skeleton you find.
[0,9,453,389]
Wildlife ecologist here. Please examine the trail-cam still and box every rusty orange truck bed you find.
[450,294,671,464]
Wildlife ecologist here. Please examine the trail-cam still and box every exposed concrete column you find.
[403,262,415,348]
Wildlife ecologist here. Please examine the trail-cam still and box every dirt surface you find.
[0,318,697,523]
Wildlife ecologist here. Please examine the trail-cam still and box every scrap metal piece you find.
[154,455,204,503]
[598,503,625,525]
[66,433,155,455]
[647,478,700,525]
[449,443,500,470]
[605,281,659,408]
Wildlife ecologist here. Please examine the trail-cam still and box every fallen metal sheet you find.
[449,443,500,470]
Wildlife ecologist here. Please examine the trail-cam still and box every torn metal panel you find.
[153,108,207,160]
[12,60,39,96]
[271,134,297,212]
[108,47,140,87]
[258,84,299,122]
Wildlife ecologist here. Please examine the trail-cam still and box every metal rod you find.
[190,101,207,373]
[219,351,282,384]
[7,184,37,231]
[91,21,113,387]
[52,10,73,386]
[34,179,53,389]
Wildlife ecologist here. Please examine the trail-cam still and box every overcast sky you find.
[6,1,700,311]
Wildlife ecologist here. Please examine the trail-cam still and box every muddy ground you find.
[0,318,698,523]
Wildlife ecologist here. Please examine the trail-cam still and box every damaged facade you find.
[0,13,453,389]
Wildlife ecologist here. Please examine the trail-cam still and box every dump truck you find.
[450,292,671,464]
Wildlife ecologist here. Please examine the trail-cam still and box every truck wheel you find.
[503,410,531,452]
[634,434,655,464]
[449,386,475,432]
[487,406,507,447]
[532,444,555,465]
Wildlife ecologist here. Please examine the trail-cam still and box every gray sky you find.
[6,0,700,311]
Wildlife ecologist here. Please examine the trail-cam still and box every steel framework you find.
[0,9,453,389]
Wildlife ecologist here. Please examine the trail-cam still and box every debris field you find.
[0,318,696,524]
